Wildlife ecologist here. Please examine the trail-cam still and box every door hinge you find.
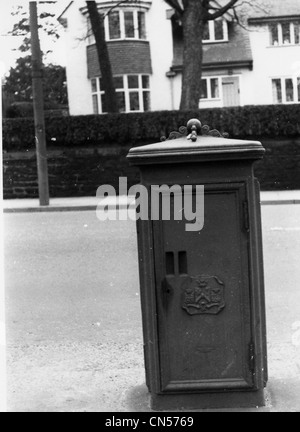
[249,342,256,374]
[243,201,250,232]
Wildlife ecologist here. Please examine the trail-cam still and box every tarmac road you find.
[3,204,300,412]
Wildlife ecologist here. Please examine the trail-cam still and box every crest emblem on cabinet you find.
[182,275,225,316]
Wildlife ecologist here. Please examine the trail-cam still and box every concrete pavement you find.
[2,190,300,214]
[3,201,300,412]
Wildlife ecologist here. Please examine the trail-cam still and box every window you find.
[272,79,282,103]
[214,20,225,41]
[270,23,279,46]
[285,78,294,102]
[124,11,135,38]
[138,11,146,39]
[106,10,146,41]
[270,21,300,46]
[87,10,146,44]
[211,78,220,98]
[295,22,300,44]
[200,77,220,100]
[91,75,151,114]
[272,77,300,104]
[203,20,228,43]
[108,11,121,40]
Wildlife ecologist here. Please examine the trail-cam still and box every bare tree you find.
[164,0,240,110]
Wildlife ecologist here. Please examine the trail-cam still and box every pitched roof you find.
[172,22,253,72]
[202,24,253,69]
[246,0,300,22]
[171,0,300,71]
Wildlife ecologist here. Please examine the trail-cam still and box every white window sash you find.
[104,15,110,40]
[223,20,228,41]
[290,22,297,45]
[138,75,144,111]
[278,23,283,45]
[133,11,139,39]
[120,10,125,39]
[207,78,212,99]
[209,21,214,41]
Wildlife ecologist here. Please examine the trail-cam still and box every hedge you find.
[3,104,300,151]
[5,102,68,119]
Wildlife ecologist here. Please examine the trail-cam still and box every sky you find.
[0,0,69,78]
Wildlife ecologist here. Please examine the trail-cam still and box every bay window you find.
[87,10,146,44]
[91,74,151,114]
[106,9,146,41]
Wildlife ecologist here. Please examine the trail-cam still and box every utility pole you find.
[30,1,50,206]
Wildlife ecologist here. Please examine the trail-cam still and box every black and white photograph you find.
[1,0,300,414]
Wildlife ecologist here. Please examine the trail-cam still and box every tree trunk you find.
[180,0,206,111]
[86,1,118,113]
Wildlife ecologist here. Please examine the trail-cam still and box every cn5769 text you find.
[149,417,194,427]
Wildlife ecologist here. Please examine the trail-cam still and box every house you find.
[58,0,300,115]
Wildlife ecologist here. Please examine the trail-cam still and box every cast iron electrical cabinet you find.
[127,119,268,410]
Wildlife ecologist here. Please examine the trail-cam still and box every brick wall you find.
[3,146,139,199]
[254,139,300,190]
[3,139,300,199]
[87,41,152,78]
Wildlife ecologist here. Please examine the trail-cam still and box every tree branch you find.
[103,0,137,18]
[164,0,184,16]
[208,0,239,20]
[234,0,269,14]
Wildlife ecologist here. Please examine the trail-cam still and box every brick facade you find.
[87,41,153,78]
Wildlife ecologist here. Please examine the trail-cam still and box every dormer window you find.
[270,21,300,46]
[203,19,228,43]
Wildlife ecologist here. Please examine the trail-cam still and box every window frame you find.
[105,9,146,42]
[200,76,221,100]
[91,74,151,114]
[271,76,300,104]
[203,19,228,43]
[269,21,300,46]
[87,9,147,45]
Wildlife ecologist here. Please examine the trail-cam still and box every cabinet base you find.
[151,389,266,411]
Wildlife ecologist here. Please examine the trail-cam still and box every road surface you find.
[3,204,300,412]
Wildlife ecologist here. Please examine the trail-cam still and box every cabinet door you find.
[152,183,254,393]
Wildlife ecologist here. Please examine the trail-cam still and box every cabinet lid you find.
[127,118,265,165]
